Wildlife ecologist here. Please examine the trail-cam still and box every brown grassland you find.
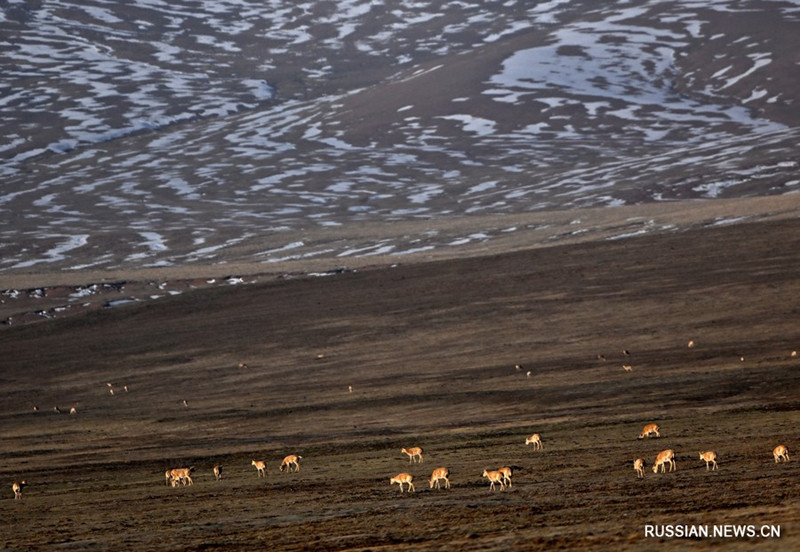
[2,215,800,550]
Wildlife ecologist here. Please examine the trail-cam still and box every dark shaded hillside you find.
[3,217,800,550]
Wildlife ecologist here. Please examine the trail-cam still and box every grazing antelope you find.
[53,406,62,414]
[401,447,423,464]
[429,467,450,490]
[482,469,506,491]
[166,467,194,486]
[525,433,542,450]
[699,451,718,471]
[638,424,661,439]
[69,407,77,414]
[390,473,414,493]
[12,480,27,499]
[773,445,789,463]
[634,458,644,478]
[280,455,302,472]
[652,450,676,473]
[688,340,695,348]
[237,362,248,369]
[213,465,223,481]
[498,467,513,488]
[252,460,267,477]
[623,364,632,372]
[515,364,523,371]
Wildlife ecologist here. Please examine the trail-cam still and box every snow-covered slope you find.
[1,0,798,270]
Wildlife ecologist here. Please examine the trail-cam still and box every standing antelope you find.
[429,467,450,490]
[773,445,789,463]
[498,467,513,489]
[12,480,27,499]
[699,451,718,471]
[213,465,223,480]
[652,450,676,473]
[638,424,661,439]
[525,433,542,450]
[401,447,423,464]
[166,467,194,486]
[280,455,302,472]
[390,473,414,493]
[252,460,267,477]
[482,469,506,491]
[634,458,644,478]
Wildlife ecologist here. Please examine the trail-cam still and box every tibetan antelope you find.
[498,467,513,488]
[69,407,77,414]
[252,460,267,477]
[390,473,414,493]
[773,445,789,463]
[401,447,423,464]
[638,423,661,439]
[429,467,450,490]
[166,467,194,486]
[12,480,27,499]
[623,364,632,372]
[482,469,506,491]
[279,455,302,472]
[634,458,644,478]
[213,465,223,480]
[525,433,542,450]
[652,450,676,473]
[699,451,718,471]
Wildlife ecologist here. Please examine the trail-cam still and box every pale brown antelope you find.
[773,445,789,463]
[166,467,194,486]
[498,467,513,488]
[623,364,633,371]
[12,480,27,499]
[279,455,302,472]
[252,460,267,477]
[482,469,506,491]
[429,467,450,490]
[213,465,223,481]
[634,458,644,478]
[175,467,195,486]
[401,446,423,464]
[699,451,718,471]
[69,407,77,414]
[688,340,695,348]
[652,450,676,473]
[390,473,414,493]
[525,433,542,450]
[638,423,661,439]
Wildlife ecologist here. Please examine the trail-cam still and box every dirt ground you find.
[2,216,800,551]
